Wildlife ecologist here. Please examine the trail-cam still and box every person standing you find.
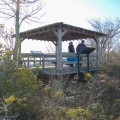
[68,41,75,67]
[76,40,87,70]
[68,41,75,53]
[76,40,86,54]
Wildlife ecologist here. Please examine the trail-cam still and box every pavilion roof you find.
[14,22,106,41]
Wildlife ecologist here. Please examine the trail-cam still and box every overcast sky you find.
[1,0,120,53]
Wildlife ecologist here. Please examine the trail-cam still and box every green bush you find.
[106,64,120,79]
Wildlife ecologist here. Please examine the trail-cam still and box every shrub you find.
[106,64,120,79]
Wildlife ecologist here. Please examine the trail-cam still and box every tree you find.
[88,18,120,64]
[0,0,44,61]
[0,0,44,26]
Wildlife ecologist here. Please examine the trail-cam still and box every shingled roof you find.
[13,22,106,41]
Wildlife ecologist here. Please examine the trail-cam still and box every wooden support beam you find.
[53,29,67,89]
[94,37,100,67]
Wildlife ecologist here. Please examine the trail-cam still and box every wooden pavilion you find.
[16,22,106,77]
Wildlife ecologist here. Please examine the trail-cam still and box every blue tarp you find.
[67,57,78,61]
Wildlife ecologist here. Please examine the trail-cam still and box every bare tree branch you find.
[0,0,44,28]
[88,18,120,64]
[1,0,15,13]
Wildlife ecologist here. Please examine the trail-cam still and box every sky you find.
[0,0,120,53]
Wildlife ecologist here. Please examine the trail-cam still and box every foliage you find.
[28,74,120,120]
[106,64,120,79]
[84,72,94,80]
[4,95,16,104]
[0,44,120,119]
[0,49,43,119]
[0,62,41,95]
[0,62,120,120]
[67,107,92,120]
[102,51,120,79]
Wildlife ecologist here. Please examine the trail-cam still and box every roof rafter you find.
[12,22,106,42]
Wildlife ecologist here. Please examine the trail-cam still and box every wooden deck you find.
[19,52,99,75]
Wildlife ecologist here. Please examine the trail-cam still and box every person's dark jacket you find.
[76,43,86,54]
[68,45,75,53]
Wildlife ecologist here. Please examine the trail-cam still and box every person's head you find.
[69,41,73,45]
[81,40,85,45]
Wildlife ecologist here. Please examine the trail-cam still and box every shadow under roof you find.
[14,22,106,41]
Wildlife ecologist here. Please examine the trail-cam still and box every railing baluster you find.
[42,54,45,69]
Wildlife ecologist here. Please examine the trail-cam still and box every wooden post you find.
[42,54,45,69]
[33,57,35,67]
[53,28,66,89]
[27,55,29,67]
[95,37,100,67]
[52,41,57,68]
[56,41,58,69]
[57,29,62,74]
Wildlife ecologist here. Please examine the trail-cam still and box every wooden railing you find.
[0,52,98,74]
[20,52,98,70]
[20,53,56,68]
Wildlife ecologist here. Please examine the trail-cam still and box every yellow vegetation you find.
[67,107,92,119]
[5,96,16,104]
[54,90,63,98]
[84,72,93,80]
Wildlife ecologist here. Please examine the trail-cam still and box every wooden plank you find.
[41,66,100,75]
